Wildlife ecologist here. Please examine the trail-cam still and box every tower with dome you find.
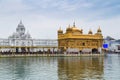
[8,21,32,47]
[4,21,57,53]
[57,22,103,53]
[9,21,31,39]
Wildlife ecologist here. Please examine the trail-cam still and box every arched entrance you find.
[21,47,26,53]
[92,48,98,53]
[16,47,19,53]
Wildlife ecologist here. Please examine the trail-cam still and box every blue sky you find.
[0,0,120,39]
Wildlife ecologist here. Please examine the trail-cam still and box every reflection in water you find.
[1,55,120,80]
[58,57,104,80]
[0,57,58,80]
[104,54,120,80]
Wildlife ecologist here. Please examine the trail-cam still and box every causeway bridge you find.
[0,38,58,53]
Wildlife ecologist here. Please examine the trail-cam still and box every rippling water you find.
[0,54,120,80]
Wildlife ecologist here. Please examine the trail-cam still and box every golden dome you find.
[66,25,72,32]
[97,27,101,32]
[71,22,80,32]
[58,27,63,33]
[88,29,93,34]
[72,27,81,32]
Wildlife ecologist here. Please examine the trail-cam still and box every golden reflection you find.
[57,57,104,80]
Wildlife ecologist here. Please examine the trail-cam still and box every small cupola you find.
[58,27,63,34]
[88,29,93,34]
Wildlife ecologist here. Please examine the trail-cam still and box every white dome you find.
[12,32,17,37]
[10,32,19,39]
[26,32,31,38]
[9,21,32,40]
[21,34,26,39]
[17,21,25,28]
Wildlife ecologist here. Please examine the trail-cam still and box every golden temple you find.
[57,22,103,53]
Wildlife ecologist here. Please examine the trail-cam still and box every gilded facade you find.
[57,22,103,52]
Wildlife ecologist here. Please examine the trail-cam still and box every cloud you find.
[0,0,120,39]
[1,0,119,20]
[0,0,31,14]
[83,15,120,39]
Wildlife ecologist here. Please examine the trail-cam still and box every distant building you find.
[57,22,103,53]
[0,21,57,52]
[104,36,120,53]
[8,21,32,46]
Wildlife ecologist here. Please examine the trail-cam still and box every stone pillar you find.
[43,48,45,54]
[98,47,102,54]
[53,48,55,54]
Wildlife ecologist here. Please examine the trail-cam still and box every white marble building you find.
[0,21,58,52]
[8,21,33,46]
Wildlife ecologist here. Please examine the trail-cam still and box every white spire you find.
[18,20,24,28]
[20,20,22,24]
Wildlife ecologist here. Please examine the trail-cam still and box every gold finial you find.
[73,22,75,27]
[88,29,92,34]
[97,26,101,32]
[99,26,100,29]
[59,27,61,30]
[68,24,70,28]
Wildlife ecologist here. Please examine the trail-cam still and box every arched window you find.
[83,43,85,46]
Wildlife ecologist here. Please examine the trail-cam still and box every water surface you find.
[0,54,120,80]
